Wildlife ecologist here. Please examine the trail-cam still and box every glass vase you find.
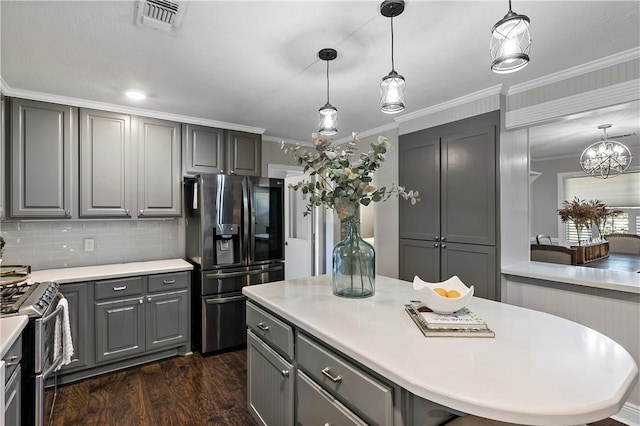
[332,218,375,298]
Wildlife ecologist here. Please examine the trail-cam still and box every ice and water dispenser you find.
[214,223,240,265]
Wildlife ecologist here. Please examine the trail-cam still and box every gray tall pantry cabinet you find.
[399,111,499,300]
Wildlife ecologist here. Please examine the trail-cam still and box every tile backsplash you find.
[0,219,183,271]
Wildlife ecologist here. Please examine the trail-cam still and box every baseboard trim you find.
[612,401,640,425]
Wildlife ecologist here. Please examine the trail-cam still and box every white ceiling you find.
[1,1,639,154]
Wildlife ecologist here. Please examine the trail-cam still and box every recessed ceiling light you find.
[126,90,146,100]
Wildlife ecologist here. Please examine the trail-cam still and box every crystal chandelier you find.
[580,124,633,179]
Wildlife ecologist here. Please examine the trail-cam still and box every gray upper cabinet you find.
[10,98,76,218]
[137,117,181,217]
[226,130,261,176]
[183,124,225,174]
[183,125,261,176]
[80,109,132,218]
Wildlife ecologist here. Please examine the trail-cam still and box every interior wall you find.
[261,140,299,177]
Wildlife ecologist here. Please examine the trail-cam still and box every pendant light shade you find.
[580,125,633,179]
[490,0,531,74]
[318,48,338,136]
[380,0,405,114]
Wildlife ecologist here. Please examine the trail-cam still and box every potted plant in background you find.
[558,197,612,263]
[558,197,592,247]
[0,236,5,265]
[282,132,419,298]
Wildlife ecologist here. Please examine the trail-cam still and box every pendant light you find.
[380,0,405,114]
[318,48,338,136]
[490,0,531,74]
[580,125,633,179]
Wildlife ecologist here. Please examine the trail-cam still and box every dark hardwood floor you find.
[45,348,626,426]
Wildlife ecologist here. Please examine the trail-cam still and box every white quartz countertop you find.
[0,315,28,358]
[27,258,193,284]
[502,261,640,294]
[243,275,639,425]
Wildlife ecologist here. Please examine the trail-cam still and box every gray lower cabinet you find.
[95,296,146,364]
[1,96,5,220]
[400,239,440,284]
[441,243,497,301]
[247,330,294,426]
[58,282,91,373]
[137,117,181,217]
[145,289,188,351]
[297,370,367,426]
[4,364,21,426]
[10,98,76,218]
[80,108,132,218]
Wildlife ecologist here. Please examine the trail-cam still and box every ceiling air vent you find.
[135,0,187,34]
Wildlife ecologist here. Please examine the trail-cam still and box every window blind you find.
[563,172,640,207]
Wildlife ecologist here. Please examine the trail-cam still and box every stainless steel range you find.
[1,278,65,426]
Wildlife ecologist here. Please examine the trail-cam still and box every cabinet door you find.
[58,283,91,372]
[4,365,21,426]
[10,98,75,218]
[183,124,224,174]
[441,242,497,300]
[95,297,145,364]
[441,122,496,246]
[145,289,188,351]
[227,130,261,176]
[399,239,440,283]
[137,117,181,217]
[80,109,132,217]
[247,330,294,426]
[1,97,5,220]
[399,131,440,241]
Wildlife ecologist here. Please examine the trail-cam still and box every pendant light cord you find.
[390,15,396,72]
[326,60,330,104]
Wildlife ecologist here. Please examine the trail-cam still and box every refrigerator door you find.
[200,174,245,270]
[247,177,285,265]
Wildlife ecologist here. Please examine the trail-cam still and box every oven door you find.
[35,294,65,426]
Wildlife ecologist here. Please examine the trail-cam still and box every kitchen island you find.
[243,274,638,426]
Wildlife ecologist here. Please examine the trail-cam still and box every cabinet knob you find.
[124,209,131,216]
[64,210,71,217]
[139,299,143,304]
[434,243,439,248]
[435,236,440,241]
[220,169,224,174]
[230,170,234,174]
[139,210,144,216]
[147,297,152,303]
[441,244,447,249]
[281,369,289,378]
[441,237,446,241]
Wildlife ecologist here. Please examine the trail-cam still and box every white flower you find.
[326,151,337,160]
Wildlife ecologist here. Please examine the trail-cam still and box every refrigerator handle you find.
[242,177,250,263]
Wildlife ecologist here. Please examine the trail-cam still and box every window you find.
[560,171,640,245]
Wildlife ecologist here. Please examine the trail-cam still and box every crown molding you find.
[506,79,640,129]
[394,85,503,124]
[0,84,266,135]
[507,47,640,96]
[262,135,310,146]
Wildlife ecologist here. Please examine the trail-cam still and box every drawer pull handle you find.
[257,322,270,331]
[5,355,20,366]
[163,279,176,284]
[281,369,289,378]
[321,367,342,383]
[113,286,127,291]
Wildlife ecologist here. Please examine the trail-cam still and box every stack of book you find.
[404,300,495,338]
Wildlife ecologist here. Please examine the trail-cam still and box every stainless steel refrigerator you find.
[184,174,285,353]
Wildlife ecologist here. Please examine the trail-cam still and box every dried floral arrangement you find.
[558,197,623,245]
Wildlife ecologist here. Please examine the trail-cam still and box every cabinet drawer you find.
[2,335,22,385]
[297,333,393,426]
[148,271,189,293]
[297,370,367,426]
[95,277,144,300]
[246,302,293,360]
